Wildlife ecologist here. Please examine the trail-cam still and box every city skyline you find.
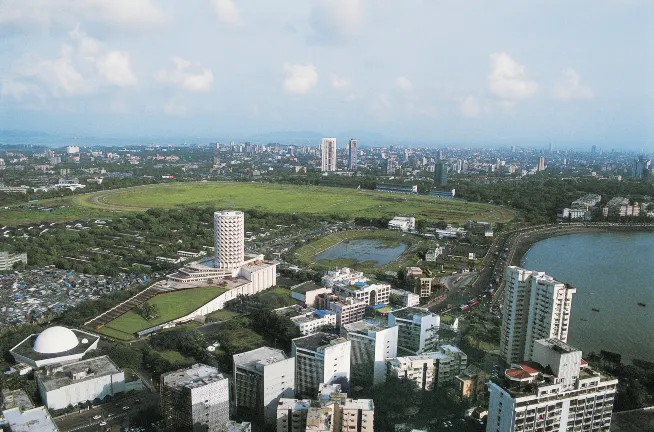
[0,1,653,150]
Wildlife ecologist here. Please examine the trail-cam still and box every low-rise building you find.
[388,307,440,355]
[321,268,367,288]
[602,197,640,217]
[2,406,59,432]
[391,289,420,307]
[328,298,366,327]
[291,282,332,307]
[291,310,338,336]
[342,320,398,385]
[161,364,230,432]
[233,347,295,424]
[0,252,27,271]
[405,267,432,298]
[292,333,351,397]
[10,326,100,368]
[36,356,125,410]
[487,338,618,432]
[388,216,416,231]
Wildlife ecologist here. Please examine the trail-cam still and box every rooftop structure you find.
[2,389,34,412]
[321,268,368,288]
[10,326,100,368]
[388,216,416,231]
[36,355,125,410]
[290,309,338,336]
[2,406,59,432]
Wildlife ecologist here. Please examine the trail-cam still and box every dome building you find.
[10,326,99,369]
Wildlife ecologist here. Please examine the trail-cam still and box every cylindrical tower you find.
[213,211,245,269]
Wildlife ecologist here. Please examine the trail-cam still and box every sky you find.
[0,0,653,149]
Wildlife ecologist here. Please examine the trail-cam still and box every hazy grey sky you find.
[0,0,652,148]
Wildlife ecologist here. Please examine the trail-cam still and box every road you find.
[55,392,159,432]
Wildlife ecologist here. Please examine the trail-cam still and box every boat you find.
[638,302,646,307]
[591,308,600,312]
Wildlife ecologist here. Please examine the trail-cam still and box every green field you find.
[74,182,514,223]
[157,350,194,365]
[294,230,427,271]
[98,286,227,336]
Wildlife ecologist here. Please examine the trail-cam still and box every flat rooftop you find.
[36,355,122,392]
[342,398,374,411]
[2,407,58,432]
[389,352,451,368]
[293,333,348,352]
[343,319,388,334]
[162,363,227,390]
[390,306,433,320]
[277,398,311,411]
[292,281,325,295]
[233,347,288,372]
[2,389,34,411]
[537,338,579,354]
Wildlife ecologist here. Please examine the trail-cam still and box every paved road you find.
[55,392,159,432]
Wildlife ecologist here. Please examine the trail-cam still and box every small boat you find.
[591,308,600,312]
[638,302,646,307]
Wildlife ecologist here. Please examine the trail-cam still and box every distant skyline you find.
[0,1,652,150]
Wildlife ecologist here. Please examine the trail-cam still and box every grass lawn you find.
[103,286,227,335]
[157,350,194,364]
[258,286,299,308]
[95,326,135,341]
[75,182,514,224]
[205,309,242,322]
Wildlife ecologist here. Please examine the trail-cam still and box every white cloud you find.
[96,51,137,87]
[378,94,392,109]
[209,0,242,27]
[331,74,349,89]
[460,96,481,117]
[156,57,214,93]
[283,63,318,95]
[0,0,168,31]
[488,52,538,101]
[163,99,187,116]
[309,0,365,43]
[396,76,412,90]
[554,68,594,101]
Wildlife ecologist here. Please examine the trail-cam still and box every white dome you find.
[33,326,79,354]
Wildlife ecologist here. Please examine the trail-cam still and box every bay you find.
[521,232,654,363]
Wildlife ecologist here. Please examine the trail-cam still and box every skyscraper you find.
[321,138,337,172]
[214,211,245,269]
[434,162,447,186]
[537,156,545,171]
[347,139,358,171]
[160,364,230,432]
[499,267,576,365]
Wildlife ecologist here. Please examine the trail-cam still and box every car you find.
[99,421,107,426]
[93,415,102,420]
[122,406,130,410]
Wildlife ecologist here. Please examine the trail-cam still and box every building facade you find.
[214,211,245,269]
[233,347,296,425]
[388,307,440,355]
[405,267,433,298]
[0,252,27,271]
[321,138,337,172]
[500,267,576,365]
[332,283,391,306]
[487,339,617,432]
[292,333,351,397]
[434,162,447,186]
[342,320,398,385]
[348,139,358,171]
[386,347,467,390]
[161,364,230,432]
[328,298,366,327]
[291,310,338,336]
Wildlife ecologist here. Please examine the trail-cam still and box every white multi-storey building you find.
[36,356,125,410]
[292,333,351,397]
[388,307,440,355]
[332,282,391,306]
[386,346,467,390]
[233,347,295,425]
[321,138,337,172]
[214,211,245,269]
[321,268,368,288]
[0,251,27,271]
[390,289,420,307]
[328,298,367,327]
[388,216,416,231]
[342,320,398,384]
[291,310,338,336]
[161,364,230,432]
[487,339,617,432]
[500,267,576,365]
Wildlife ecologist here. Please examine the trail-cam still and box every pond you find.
[316,239,407,266]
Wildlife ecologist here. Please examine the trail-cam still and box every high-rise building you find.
[385,157,398,175]
[436,150,444,161]
[487,338,617,432]
[321,138,337,172]
[214,211,245,269]
[386,346,467,390]
[342,320,398,385]
[388,307,440,355]
[233,347,295,425]
[591,145,597,154]
[632,156,650,178]
[292,333,351,397]
[537,156,545,172]
[500,267,576,365]
[347,139,358,171]
[160,364,230,432]
[434,162,447,186]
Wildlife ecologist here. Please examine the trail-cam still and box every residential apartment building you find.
[487,339,617,432]
[348,139,358,170]
[602,197,640,218]
[160,364,230,432]
[292,333,351,397]
[388,307,440,355]
[233,347,295,424]
[329,298,366,327]
[0,251,27,271]
[276,398,311,432]
[332,282,391,306]
[322,268,368,288]
[500,266,575,365]
[342,320,398,385]
[321,138,337,172]
[405,267,433,298]
[386,347,467,390]
[390,289,420,307]
[291,310,338,336]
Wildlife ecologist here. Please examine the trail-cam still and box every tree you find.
[137,302,160,321]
